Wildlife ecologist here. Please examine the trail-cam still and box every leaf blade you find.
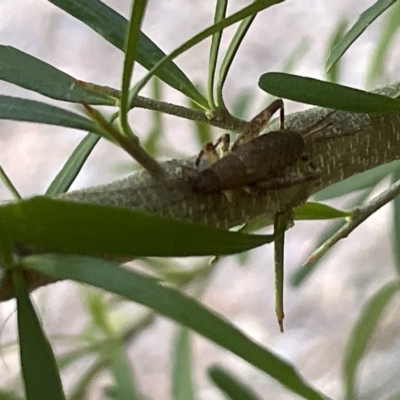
[0,197,277,257]
[47,0,208,107]
[258,73,400,113]
[0,46,115,105]
[343,282,399,400]
[45,133,101,196]
[11,269,66,400]
[172,328,195,400]
[0,95,102,134]
[22,253,330,400]
[326,0,397,72]
[209,365,262,400]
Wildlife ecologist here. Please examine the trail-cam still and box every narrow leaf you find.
[46,133,100,195]
[172,327,195,400]
[314,160,400,201]
[109,345,142,400]
[326,0,397,72]
[391,168,400,276]
[119,0,148,135]
[22,253,330,400]
[0,390,23,400]
[0,96,103,134]
[129,0,283,103]
[0,46,115,105]
[343,282,399,400]
[0,197,277,257]
[207,0,228,109]
[366,0,400,85]
[209,365,261,400]
[293,202,349,220]
[11,269,66,400]
[259,73,400,113]
[325,19,348,83]
[216,7,257,108]
[47,0,208,107]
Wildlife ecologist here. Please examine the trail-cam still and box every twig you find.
[303,178,400,267]
[134,96,247,132]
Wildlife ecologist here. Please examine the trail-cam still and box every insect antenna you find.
[302,109,337,139]
[232,99,284,150]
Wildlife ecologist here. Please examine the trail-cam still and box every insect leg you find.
[274,213,289,333]
[232,99,284,150]
[195,142,220,167]
[195,133,231,168]
[219,133,230,158]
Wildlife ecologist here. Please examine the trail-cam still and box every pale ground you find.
[1,1,400,399]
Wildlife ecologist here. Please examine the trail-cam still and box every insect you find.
[192,99,308,194]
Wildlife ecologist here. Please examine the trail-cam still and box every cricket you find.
[192,99,332,331]
[192,99,308,194]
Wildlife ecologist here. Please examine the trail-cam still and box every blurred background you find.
[1,1,400,399]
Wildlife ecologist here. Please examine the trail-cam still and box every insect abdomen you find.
[192,129,304,194]
[234,130,304,182]
[192,153,248,193]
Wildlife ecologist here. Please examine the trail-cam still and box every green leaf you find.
[0,390,23,400]
[0,46,115,105]
[0,96,103,134]
[314,160,400,201]
[143,79,164,156]
[293,202,349,220]
[258,73,400,113]
[207,0,228,109]
[47,0,208,108]
[22,253,330,400]
[343,282,399,400]
[0,197,277,257]
[366,0,400,85]
[237,202,348,237]
[46,133,100,195]
[11,269,66,400]
[171,327,195,400]
[108,345,142,400]
[209,366,261,400]
[216,5,257,109]
[172,327,195,400]
[129,0,284,104]
[391,168,400,276]
[119,0,148,136]
[326,0,397,72]
[325,19,348,83]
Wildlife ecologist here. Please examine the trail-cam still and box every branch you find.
[303,177,400,266]
[1,81,400,301]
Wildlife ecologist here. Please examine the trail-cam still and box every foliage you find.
[1,1,400,399]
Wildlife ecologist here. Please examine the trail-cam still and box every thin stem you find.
[303,179,400,267]
[133,96,247,132]
[83,103,165,179]
[75,79,248,132]
[116,134,166,178]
